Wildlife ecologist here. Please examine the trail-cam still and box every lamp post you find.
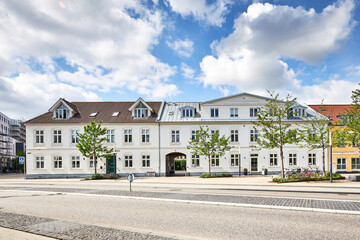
[238,144,241,177]
[329,130,333,183]
[113,144,117,180]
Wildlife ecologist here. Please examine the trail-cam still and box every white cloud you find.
[181,63,195,79]
[0,0,180,119]
[199,0,356,101]
[166,39,194,58]
[346,65,360,77]
[166,0,232,26]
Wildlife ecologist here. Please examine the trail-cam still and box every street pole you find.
[329,131,333,183]
[238,144,241,177]
[113,144,117,180]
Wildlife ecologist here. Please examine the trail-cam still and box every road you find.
[0,190,359,239]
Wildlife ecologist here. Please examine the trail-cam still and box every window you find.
[192,155,200,167]
[181,108,195,118]
[36,156,44,169]
[142,155,150,167]
[89,112,98,117]
[211,154,219,166]
[124,130,132,143]
[191,130,199,140]
[125,155,133,168]
[71,156,80,168]
[89,157,94,168]
[289,153,297,165]
[53,130,62,144]
[250,129,258,142]
[112,112,119,117]
[142,129,150,143]
[250,108,258,117]
[55,104,70,119]
[171,130,180,143]
[351,158,360,170]
[35,130,44,144]
[107,130,115,143]
[231,154,239,166]
[337,158,346,170]
[53,156,63,168]
[270,154,277,166]
[293,108,305,117]
[210,108,219,118]
[231,130,238,142]
[134,103,149,119]
[308,153,316,165]
[230,108,238,117]
[71,130,79,143]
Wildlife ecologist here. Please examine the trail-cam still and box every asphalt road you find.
[0,191,359,240]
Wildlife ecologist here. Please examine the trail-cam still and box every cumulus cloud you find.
[166,39,194,58]
[346,65,360,77]
[166,0,232,26]
[199,0,356,102]
[0,0,180,119]
[181,63,195,79]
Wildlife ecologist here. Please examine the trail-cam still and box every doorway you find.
[106,156,115,174]
[250,154,258,172]
[166,152,187,176]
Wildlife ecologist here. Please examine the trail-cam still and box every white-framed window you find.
[250,129,258,142]
[231,154,239,166]
[250,108,258,117]
[181,108,195,118]
[53,130,62,144]
[171,130,180,143]
[124,130,132,143]
[89,157,94,168]
[231,130,238,142]
[230,108,238,117]
[142,129,150,143]
[35,130,44,144]
[55,104,70,119]
[210,108,219,118]
[191,130,199,140]
[71,156,80,168]
[142,155,150,167]
[289,153,297,165]
[71,130,79,144]
[106,130,115,143]
[270,154,278,166]
[36,156,44,169]
[134,103,149,119]
[351,158,360,170]
[53,155,63,169]
[293,108,305,117]
[125,155,133,168]
[192,155,200,167]
[211,154,219,166]
[337,158,346,170]
[308,153,316,165]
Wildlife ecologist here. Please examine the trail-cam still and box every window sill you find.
[140,167,152,169]
[34,143,45,146]
[211,166,221,168]
[140,142,151,145]
[123,142,134,145]
[170,142,181,145]
[124,167,135,170]
[230,166,240,168]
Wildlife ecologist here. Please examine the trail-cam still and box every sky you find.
[0,0,360,120]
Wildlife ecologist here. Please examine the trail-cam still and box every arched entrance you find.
[166,152,187,176]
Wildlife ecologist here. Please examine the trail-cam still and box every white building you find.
[25,93,327,178]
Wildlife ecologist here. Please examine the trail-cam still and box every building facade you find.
[25,93,327,178]
[309,104,360,173]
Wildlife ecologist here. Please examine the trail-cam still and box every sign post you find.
[127,173,134,191]
[19,157,25,179]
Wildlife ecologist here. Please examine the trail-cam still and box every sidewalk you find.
[0,226,53,240]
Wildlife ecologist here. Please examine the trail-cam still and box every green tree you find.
[13,151,26,172]
[299,103,330,176]
[187,126,232,175]
[76,121,113,175]
[253,91,298,178]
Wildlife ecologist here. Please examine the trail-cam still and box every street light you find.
[238,144,241,177]
[329,130,333,183]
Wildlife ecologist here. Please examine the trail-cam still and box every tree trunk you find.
[208,154,211,176]
[322,146,326,176]
[280,144,284,178]
[94,154,97,175]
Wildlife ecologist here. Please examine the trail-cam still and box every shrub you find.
[91,173,103,180]
[243,168,248,172]
[175,160,186,170]
[272,173,343,183]
[200,173,232,178]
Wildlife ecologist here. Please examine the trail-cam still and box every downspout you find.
[158,122,161,176]
[157,100,166,177]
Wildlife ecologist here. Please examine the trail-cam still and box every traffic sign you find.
[127,173,134,182]
[19,157,25,165]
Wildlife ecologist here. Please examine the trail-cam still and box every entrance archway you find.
[165,152,187,176]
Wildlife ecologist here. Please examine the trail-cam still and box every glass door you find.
[250,154,258,172]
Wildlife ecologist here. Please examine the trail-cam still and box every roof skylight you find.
[89,112,98,117]
[112,112,119,117]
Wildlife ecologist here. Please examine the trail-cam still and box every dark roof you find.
[62,99,79,114]
[25,101,162,124]
[308,104,352,125]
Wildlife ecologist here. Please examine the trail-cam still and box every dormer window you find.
[180,106,196,118]
[134,103,149,119]
[293,108,305,117]
[55,104,70,119]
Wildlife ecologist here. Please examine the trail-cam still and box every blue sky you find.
[0,0,359,119]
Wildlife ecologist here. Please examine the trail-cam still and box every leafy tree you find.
[187,126,232,175]
[76,121,113,174]
[13,151,26,172]
[253,91,298,178]
[299,103,330,176]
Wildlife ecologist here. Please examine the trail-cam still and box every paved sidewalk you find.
[0,226,53,240]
